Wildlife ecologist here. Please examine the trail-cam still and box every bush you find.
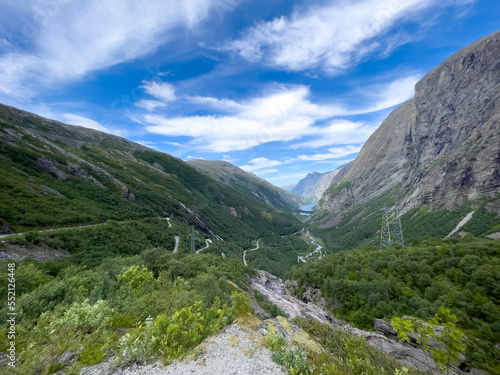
[41,299,114,336]
[117,265,155,291]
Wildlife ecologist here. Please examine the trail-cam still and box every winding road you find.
[243,238,261,266]
[0,222,107,240]
[195,239,213,254]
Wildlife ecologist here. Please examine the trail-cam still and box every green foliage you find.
[264,325,312,375]
[41,299,114,336]
[0,249,246,374]
[292,238,499,372]
[246,234,310,279]
[118,265,155,291]
[117,298,233,365]
[294,317,425,375]
[392,308,466,375]
[231,291,252,317]
[80,342,107,366]
[310,184,498,251]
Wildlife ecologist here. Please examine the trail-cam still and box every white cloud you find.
[133,140,159,149]
[62,113,109,132]
[296,145,362,161]
[135,99,167,111]
[142,85,351,152]
[186,96,244,112]
[290,120,375,149]
[140,81,177,102]
[163,141,185,147]
[368,74,421,110]
[239,157,282,172]
[222,154,238,163]
[140,73,421,152]
[226,0,468,73]
[0,0,233,99]
[254,168,279,175]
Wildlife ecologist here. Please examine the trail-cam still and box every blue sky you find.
[0,0,499,186]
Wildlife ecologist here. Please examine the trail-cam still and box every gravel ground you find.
[80,324,287,375]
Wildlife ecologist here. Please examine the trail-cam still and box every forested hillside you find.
[0,103,300,245]
[291,237,500,373]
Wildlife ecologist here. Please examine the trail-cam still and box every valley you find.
[0,28,499,375]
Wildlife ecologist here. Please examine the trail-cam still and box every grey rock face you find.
[57,351,78,366]
[249,270,488,374]
[317,30,500,216]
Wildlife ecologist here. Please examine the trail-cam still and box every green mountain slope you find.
[0,103,300,245]
[187,159,310,211]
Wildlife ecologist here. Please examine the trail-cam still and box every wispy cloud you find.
[133,140,159,149]
[135,100,167,111]
[239,157,282,172]
[139,75,417,152]
[62,113,109,132]
[254,168,280,175]
[226,0,472,74]
[0,0,234,100]
[295,145,362,161]
[368,74,421,110]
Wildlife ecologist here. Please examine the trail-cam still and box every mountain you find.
[0,103,300,245]
[187,159,309,211]
[281,183,296,192]
[292,163,352,200]
[309,30,500,250]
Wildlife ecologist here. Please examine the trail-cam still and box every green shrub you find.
[264,325,312,374]
[41,299,114,336]
[230,291,252,317]
[80,342,107,365]
[117,265,155,291]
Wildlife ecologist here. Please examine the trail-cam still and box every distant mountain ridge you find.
[281,183,296,192]
[292,163,352,200]
[187,159,308,211]
[308,30,500,250]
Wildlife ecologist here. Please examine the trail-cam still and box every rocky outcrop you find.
[316,30,500,218]
[249,270,488,374]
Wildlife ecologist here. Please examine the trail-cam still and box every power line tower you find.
[187,226,200,254]
[380,205,404,249]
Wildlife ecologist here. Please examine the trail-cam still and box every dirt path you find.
[243,238,260,266]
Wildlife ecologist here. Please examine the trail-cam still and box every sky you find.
[0,0,499,186]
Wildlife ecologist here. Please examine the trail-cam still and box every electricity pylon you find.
[187,226,200,254]
[380,205,404,249]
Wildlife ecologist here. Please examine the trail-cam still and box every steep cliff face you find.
[316,30,500,220]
